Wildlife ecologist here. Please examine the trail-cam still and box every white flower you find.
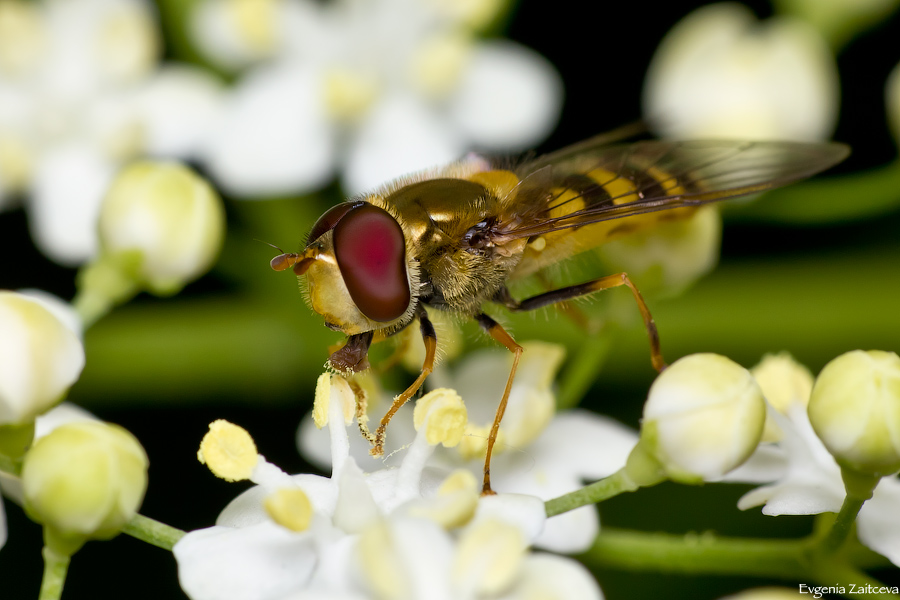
[193,0,562,197]
[0,0,224,265]
[643,3,839,141]
[0,291,84,425]
[728,354,900,566]
[175,375,601,599]
[298,342,639,554]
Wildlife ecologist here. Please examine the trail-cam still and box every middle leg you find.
[495,272,666,372]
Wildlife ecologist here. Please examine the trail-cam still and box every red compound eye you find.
[333,204,410,322]
[306,201,362,246]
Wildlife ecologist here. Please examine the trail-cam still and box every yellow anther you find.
[453,519,525,595]
[413,389,467,447]
[312,373,355,428]
[357,520,409,599]
[408,470,479,529]
[323,68,380,122]
[409,31,472,98]
[264,488,313,532]
[226,0,277,53]
[197,420,259,482]
[457,423,506,461]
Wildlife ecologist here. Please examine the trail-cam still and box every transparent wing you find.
[493,140,849,240]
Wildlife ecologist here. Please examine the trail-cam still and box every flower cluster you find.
[0,0,223,264]
[175,375,603,599]
[190,0,563,197]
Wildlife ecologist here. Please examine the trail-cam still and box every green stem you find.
[556,332,614,410]
[39,546,70,600]
[580,528,893,597]
[122,513,186,551]
[581,527,808,578]
[545,469,639,517]
[820,495,867,555]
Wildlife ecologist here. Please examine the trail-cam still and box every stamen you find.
[264,488,313,532]
[197,420,259,482]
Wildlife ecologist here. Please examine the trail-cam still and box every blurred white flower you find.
[175,376,601,600]
[0,0,224,265]
[0,291,84,426]
[728,354,900,567]
[192,0,563,197]
[298,342,639,554]
[643,2,839,141]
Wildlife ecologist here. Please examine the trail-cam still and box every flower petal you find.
[137,64,226,159]
[472,493,545,543]
[448,40,562,151]
[509,552,604,600]
[857,476,900,567]
[29,144,115,265]
[202,63,335,198]
[217,473,336,528]
[174,522,317,600]
[343,93,464,195]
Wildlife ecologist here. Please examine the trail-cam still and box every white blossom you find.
[0,291,84,425]
[0,0,224,264]
[728,354,900,566]
[643,2,839,141]
[298,342,639,554]
[175,374,603,599]
[192,0,562,197]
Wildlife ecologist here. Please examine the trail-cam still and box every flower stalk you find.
[122,514,186,551]
[38,546,69,600]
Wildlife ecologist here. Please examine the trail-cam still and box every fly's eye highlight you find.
[306,201,364,245]
[333,204,410,322]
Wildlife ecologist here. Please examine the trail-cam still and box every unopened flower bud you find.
[22,421,148,557]
[637,353,766,483]
[643,3,838,141]
[0,292,84,428]
[808,350,900,477]
[751,352,813,442]
[97,161,225,295]
[598,206,721,297]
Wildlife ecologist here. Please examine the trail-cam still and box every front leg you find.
[372,306,437,456]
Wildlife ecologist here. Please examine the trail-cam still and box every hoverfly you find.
[272,134,848,494]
